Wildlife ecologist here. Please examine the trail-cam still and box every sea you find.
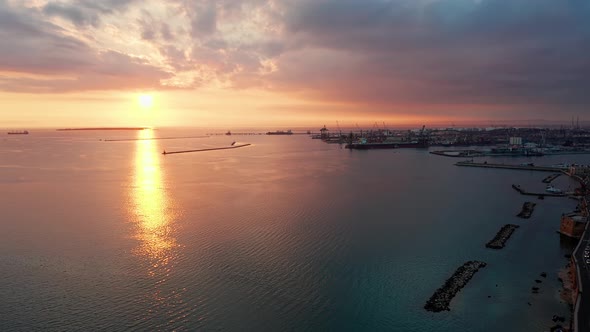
[0,128,588,331]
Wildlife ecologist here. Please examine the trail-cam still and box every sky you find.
[0,0,589,128]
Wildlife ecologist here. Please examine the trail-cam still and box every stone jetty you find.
[517,202,536,219]
[542,173,562,183]
[424,260,487,312]
[486,224,520,249]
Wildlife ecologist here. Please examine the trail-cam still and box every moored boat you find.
[546,184,562,193]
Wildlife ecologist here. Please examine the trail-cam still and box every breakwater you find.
[517,202,536,218]
[104,135,208,142]
[424,261,487,312]
[543,173,562,183]
[486,224,520,249]
[162,143,251,155]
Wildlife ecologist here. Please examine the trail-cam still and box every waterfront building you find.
[559,212,588,239]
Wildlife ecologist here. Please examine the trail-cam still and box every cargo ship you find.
[7,130,29,135]
[486,147,544,157]
[345,138,428,149]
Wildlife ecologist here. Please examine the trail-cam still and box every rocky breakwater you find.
[517,202,536,219]
[425,261,487,312]
[486,224,520,249]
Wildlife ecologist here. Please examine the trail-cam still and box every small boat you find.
[546,184,562,193]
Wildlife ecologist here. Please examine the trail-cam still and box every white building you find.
[509,137,523,146]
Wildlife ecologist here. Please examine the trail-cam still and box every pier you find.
[455,161,564,172]
[424,261,487,312]
[512,184,567,197]
[162,143,251,155]
[486,224,519,249]
[543,173,562,183]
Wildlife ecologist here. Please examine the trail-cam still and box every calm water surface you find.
[0,128,587,331]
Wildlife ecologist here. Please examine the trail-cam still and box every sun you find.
[138,94,154,108]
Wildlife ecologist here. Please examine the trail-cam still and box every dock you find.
[455,161,565,172]
[162,143,251,155]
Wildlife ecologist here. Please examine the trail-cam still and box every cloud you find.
[265,0,590,106]
[0,0,171,92]
[42,0,139,27]
[0,0,589,117]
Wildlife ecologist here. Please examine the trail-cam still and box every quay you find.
[486,224,519,249]
[455,161,565,172]
[424,261,487,312]
[162,143,251,155]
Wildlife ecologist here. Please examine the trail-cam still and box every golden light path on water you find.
[130,129,179,276]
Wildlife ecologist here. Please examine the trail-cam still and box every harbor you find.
[452,157,590,331]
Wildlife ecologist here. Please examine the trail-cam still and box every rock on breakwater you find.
[486,224,520,249]
[424,261,487,312]
[517,202,536,219]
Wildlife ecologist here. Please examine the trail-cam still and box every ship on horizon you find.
[7,130,29,135]
[266,130,293,135]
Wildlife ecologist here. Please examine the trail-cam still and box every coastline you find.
[560,168,589,332]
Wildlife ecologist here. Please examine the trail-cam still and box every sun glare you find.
[138,94,154,108]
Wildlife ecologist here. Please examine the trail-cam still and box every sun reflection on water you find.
[130,129,178,274]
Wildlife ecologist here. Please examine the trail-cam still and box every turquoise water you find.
[0,129,585,331]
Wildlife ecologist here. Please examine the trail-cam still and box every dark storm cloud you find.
[268,0,590,106]
[42,0,139,27]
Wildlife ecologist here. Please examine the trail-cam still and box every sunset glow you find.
[138,94,154,109]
